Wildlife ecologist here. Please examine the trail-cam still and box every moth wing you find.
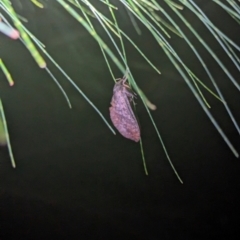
[110,103,140,142]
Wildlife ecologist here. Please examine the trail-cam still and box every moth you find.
[109,73,140,142]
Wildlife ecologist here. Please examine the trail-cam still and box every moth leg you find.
[123,82,131,90]
[130,95,137,105]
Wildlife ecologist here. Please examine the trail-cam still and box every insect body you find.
[109,74,140,142]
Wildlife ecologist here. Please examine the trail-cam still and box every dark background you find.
[0,1,240,239]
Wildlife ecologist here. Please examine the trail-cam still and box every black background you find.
[0,1,240,239]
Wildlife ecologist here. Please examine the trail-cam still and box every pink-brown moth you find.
[109,72,140,142]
